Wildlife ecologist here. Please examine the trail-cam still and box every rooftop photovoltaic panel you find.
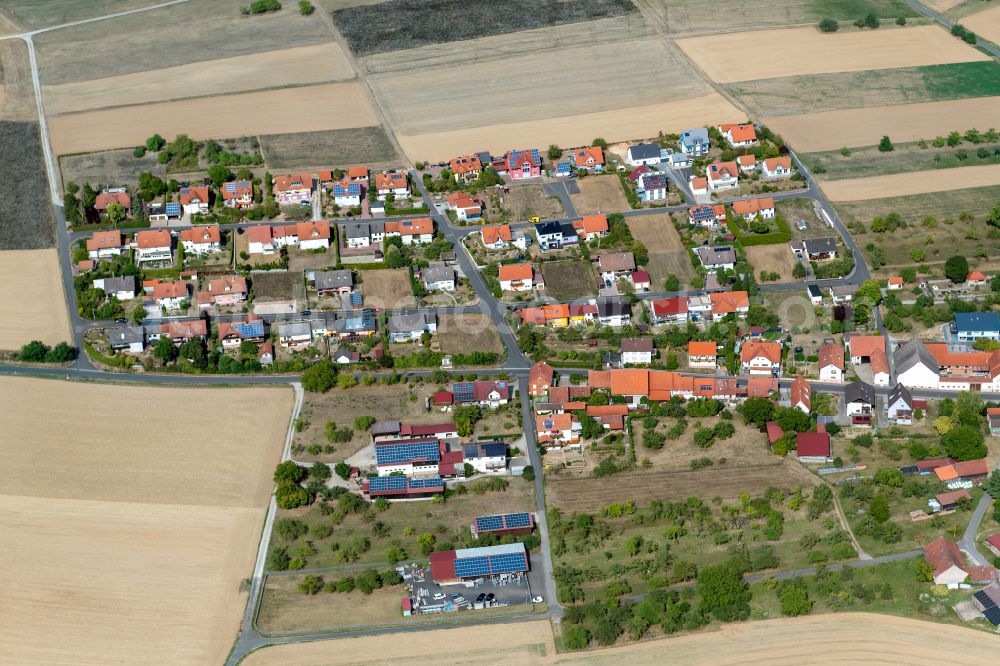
[165,202,181,215]
[454,556,489,578]
[983,606,1000,626]
[974,590,996,610]
[375,440,440,466]
[452,382,475,402]
[408,477,444,489]
[504,512,532,529]
[369,475,407,492]
[475,515,505,533]
[487,552,528,575]
[234,321,265,337]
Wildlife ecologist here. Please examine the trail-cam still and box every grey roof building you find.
[695,245,737,268]
[371,420,401,437]
[627,143,661,161]
[108,325,145,347]
[98,275,136,296]
[845,380,875,406]
[278,321,312,339]
[315,269,353,292]
[388,312,437,340]
[804,237,838,256]
[423,262,455,285]
[893,339,939,375]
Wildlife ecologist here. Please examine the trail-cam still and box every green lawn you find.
[803,141,1000,180]
[730,61,1000,117]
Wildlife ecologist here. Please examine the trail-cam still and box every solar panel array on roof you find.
[974,590,1000,625]
[408,477,444,489]
[504,512,531,529]
[234,321,265,338]
[225,182,236,192]
[369,475,407,492]
[452,382,475,403]
[165,202,181,215]
[454,556,489,578]
[350,292,363,305]
[488,551,528,574]
[475,514,505,533]
[375,440,440,466]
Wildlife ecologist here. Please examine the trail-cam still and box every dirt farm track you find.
[240,613,1000,665]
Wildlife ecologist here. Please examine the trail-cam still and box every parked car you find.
[797,219,807,231]
[476,593,486,603]
[449,593,460,600]
[532,596,544,603]
[433,593,446,600]
[485,593,495,602]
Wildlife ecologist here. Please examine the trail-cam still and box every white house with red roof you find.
[272,173,313,204]
[760,157,792,179]
[630,270,651,292]
[499,264,534,292]
[149,279,188,309]
[569,146,604,171]
[706,160,739,191]
[446,191,483,221]
[736,154,757,173]
[385,218,434,245]
[133,229,173,264]
[222,180,253,209]
[331,181,363,207]
[719,123,758,148]
[731,197,775,222]
[247,225,275,255]
[180,224,221,255]
[740,341,781,376]
[689,176,708,196]
[373,171,409,200]
[178,185,210,216]
[649,297,688,324]
[95,189,131,216]
[87,230,126,260]
[295,221,332,250]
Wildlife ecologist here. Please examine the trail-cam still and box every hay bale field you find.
[260,126,400,171]
[33,0,332,84]
[242,618,556,665]
[47,82,379,155]
[569,176,630,215]
[764,96,1000,152]
[745,244,799,282]
[366,17,711,137]
[727,61,1000,118]
[539,260,597,300]
[438,313,504,356]
[819,164,1000,201]
[359,268,415,308]
[42,43,357,115]
[0,250,71,350]
[0,377,293,666]
[398,94,741,163]
[625,214,692,288]
[1,41,54,248]
[677,26,988,84]
[333,0,636,56]
[635,0,916,35]
[962,4,1000,47]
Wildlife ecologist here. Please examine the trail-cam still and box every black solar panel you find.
[974,590,996,610]
[983,606,1000,626]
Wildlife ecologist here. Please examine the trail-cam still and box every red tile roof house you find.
[155,319,207,344]
[133,229,173,265]
[374,171,409,200]
[295,220,332,250]
[449,155,482,183]
[719,123,758,148]
[795,431,831,463]
[923,536,997,587]
[766,421,784,446]
[178,185,210,216]
[272,173,313,205]
[818,342,844,382]
[760,156,792,179]
[529,361,554,397]
[446,191,483,221]
[986,534,1000,558]
[86,230,126,260]
[535,413,580,448]
[790,376,810,413]
[217,315,266,348]
[198,275,248,308]
[630,270,651,292]
[731,197,775,222]
[967,271,987,286]
[573,214,610,241]
[499,263,534,292]
[247,225,275,255]
[740,341,781,375]
[384,217,434,245]
[180,224,221,255]
[222,180,254,208]
[505,148,542,180]
[887,276,904,290]
[687,341,717,368]
[149,279,189,310]
[94,189,131,216]
[736,154,757,173]
[650,296,688,324]
[481,224,512,250]
[569,146,604,171]
[706,160,739,191]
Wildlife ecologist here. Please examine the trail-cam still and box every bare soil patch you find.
[48,82,379,155]
[962,4,1000,46]
[34,0,332,85]
[819,164,1000,201]
[43,43,357,115]
[260,126,400,171]
[677,25,988,84]
[547,460,813,512]
[359,268,415,309]
[438,313,504,355]
[570,176,630,215]
[765,96,1000,152]
[540,260,597,301]
[253,270,306,303]
[242,618,556,665]
[745,244,799,282]
[504,185,566,220]
[626,214,693,287]
[0,377,292,666]
[0,250,70,349]
[397,94,742,163]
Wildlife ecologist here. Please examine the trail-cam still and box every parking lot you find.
[399,562,536,615]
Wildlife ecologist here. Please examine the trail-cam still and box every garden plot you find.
[47,82,379,155]
[765,96,1000,152]
[540,261,597,301]
[677,25,988,84]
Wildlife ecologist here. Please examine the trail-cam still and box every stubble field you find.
[0,1,164,32]
[42,43,357,115]
[0,250,70,349]
[677,25,988,84]
[0,378,292,666]
[260,126,400,170]
[47,82,379,155]
[764,96,1000,152]
[962,4,1000,47]
[625,214,693,287]
[570,176,630,215]
[819,164,1000,201]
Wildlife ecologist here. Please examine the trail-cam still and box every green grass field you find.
[803,141,1000,180]
[731,61,1000,118]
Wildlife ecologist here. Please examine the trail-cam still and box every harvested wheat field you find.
[765,96,1000,152]
[677,26,988,84]
[0,250,70,350]
[820,164,1000,201]
[925,0,966,10]
[43,43,357,115]
[47,82,378,155]
[242,618,557,665]
[0,378,293,666]
[962,4,1000,47]
[398,94,742,163]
